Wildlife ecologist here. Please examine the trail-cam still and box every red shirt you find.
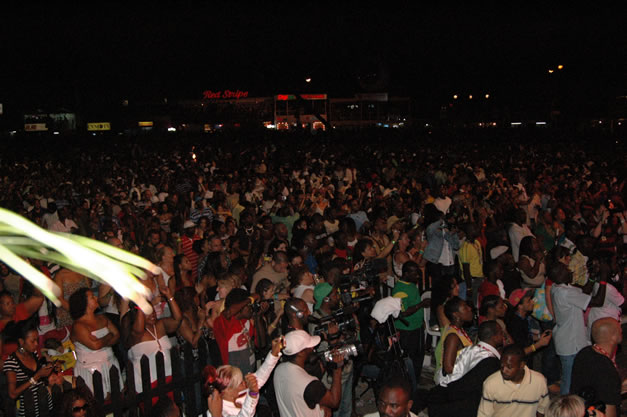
[1,303,31,359]
[212,314,256,366]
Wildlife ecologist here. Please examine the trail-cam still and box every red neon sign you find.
[203,90,249,100]
[276,94,327,101]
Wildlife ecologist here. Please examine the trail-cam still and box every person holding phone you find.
[3,320,54,417]
[506,289,552,357]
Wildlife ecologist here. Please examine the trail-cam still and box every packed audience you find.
[0,129,625,417]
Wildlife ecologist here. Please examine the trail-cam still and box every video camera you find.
[310,307,358,340]
[251,298,275,315]
[320,343,360,362]
[337,258,387,304]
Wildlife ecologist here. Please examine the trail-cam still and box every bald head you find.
[591,317,621,346]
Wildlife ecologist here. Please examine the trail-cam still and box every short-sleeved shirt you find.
[570,346,621,408]
[274,362,325,417]
[213,314,256,368]
[3,352,53,417]
[459,239,484,279]
[478,366,549,417]
[392,280,423,331]
[551,283,591,356]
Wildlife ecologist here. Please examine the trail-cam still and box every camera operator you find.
[282,298,311,334]
[392,261,430,391]
[273,330,345,417]
[309,283,356,417]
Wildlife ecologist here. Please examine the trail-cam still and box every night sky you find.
[2,4,626,118]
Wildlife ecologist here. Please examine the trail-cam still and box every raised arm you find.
[160,286,182,334]
[22,290,45,317]
[253,338,283,388]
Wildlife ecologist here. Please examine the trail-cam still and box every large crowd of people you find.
[0,128,625,417]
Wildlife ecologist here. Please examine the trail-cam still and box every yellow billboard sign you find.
[87,122,111,131]
[138,121,153,127]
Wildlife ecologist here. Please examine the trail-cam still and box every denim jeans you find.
[558,354,577,395]
[458,281,467,301]
[539,321,561,386]
[333,365,353,417]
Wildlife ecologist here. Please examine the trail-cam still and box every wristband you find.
[248,391,259,397]
[391,240,396,245]
[30,377,37,385]
[418,250,424,255]
[168,297,174,302]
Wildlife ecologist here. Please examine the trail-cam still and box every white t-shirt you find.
[551,283,591,356]
[292,284,315,313]
[508,223,534,262]
[50,218,78,233]
[587,283,624,337]
[274,362,324,417]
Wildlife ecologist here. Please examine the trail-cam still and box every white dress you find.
[128,334,172,392]
[74,327,123,396]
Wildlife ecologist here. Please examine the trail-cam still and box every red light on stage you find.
[277,95,289,101]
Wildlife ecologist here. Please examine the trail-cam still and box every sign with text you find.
[276,94,327,101]
[87,122,111,131]
[202,90,249,100]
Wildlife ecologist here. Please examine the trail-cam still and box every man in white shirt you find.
[49,206,78,233]
[478,345,550,417]
[274,330,344,417]
[507,208,534,262]
[549,262,606,395]
[587,279,624,338]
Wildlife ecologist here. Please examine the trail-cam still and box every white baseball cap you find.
[283,330,321,355]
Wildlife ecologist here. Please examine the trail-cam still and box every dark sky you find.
[2,4,626,117]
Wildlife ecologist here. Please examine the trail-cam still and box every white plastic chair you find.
[422,290,441,367]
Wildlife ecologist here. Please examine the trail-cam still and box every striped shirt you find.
[478,366,549,417]
[3,352,53,417]
[190,207,214,224]
[181,235,200,282]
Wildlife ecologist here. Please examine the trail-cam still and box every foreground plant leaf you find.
[0,207,154,314]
